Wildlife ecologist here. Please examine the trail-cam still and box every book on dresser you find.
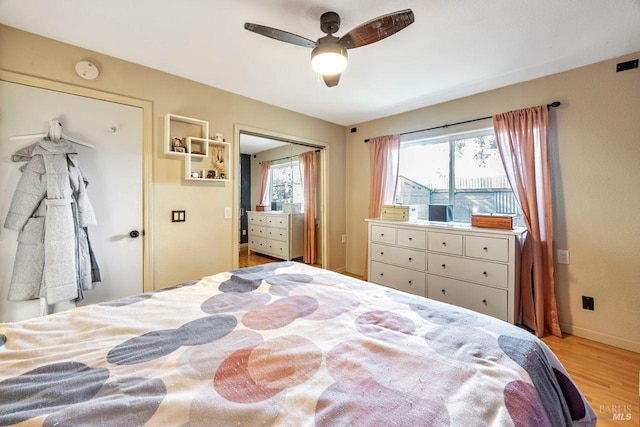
[366,219,527,324]
[247,211,304,261]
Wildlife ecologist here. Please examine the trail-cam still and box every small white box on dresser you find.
[367,219,527,324]
[283,203,302,214]
[380,205,418,221]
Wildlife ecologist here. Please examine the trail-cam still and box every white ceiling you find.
[240,133,289,155]
[1,0,639,126]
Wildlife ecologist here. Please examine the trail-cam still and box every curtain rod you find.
[363,101,561,142]
[258,150,320,165]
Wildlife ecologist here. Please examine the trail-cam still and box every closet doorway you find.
[234,127,328,270]
[0,72,152,322]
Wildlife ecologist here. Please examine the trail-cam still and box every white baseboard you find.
[345,267,365,277]
[560,322,640,353]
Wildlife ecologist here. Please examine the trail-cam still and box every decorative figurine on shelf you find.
[206,170,216,179]
[172,136,186,153]
[213,145,225,175]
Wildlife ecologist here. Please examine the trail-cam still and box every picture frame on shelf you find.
[172,136,186,153]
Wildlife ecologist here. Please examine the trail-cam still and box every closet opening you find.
[235,128,328,270]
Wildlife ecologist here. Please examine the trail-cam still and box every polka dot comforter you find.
[0,262,595,426]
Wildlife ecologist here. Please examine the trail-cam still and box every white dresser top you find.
[366,218,527,237]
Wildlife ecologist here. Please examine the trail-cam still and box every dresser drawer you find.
[428,253,508,289]
[267,214,288,229]
[265,227,289,242]
[428,232,463,255]
[248,214,267,226]
[248,225,266,237]
[248,235,267,251]
[371,225,397,245]
[397,228,426,249]
[370,243,426,271]
[465,236,509,262]
[427,274,508,321]
[264,239,288,257]
[370,261,426,297]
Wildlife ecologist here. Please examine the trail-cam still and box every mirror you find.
[239,132,323,269]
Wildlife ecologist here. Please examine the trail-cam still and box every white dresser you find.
[248,211,304,261]
[367,219,526,323]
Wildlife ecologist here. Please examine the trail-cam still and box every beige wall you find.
[0,25,346,288]
[346,52,640,352]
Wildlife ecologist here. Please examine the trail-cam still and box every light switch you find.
[224,207,232,219]
[172,210,186,222]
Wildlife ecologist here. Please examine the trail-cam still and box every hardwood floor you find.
[237,252,639,425]
[238,249,321,269]
[541,334,640,426]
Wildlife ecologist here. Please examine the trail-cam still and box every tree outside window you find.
[269,160,303,207]
[394,129,523,226]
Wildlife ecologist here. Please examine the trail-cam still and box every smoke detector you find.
[75,60,100,80]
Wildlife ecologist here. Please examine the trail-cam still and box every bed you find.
[0,262,595,426]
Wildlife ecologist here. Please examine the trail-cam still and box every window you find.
[394,129,523,226]
[269,160,304,206]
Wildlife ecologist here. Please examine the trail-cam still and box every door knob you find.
[129,230,140,238]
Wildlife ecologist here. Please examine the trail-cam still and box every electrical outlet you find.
[224,207,232,219]
[557,249,570,264]
[242,229,246,236]
[582,296,594,311]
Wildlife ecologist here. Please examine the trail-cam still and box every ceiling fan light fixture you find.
[311,43,348,75]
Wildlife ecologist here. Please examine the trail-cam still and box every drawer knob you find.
[441,289,446,294]
[381,233,384,236]
[441,264,446,269]
[408,280,412,285]
[408,257,412,261]
[380,252,384,255]
[380,273,384,277]
[483,247,488,252]
[482,299,487,305]
[442,242,447,246]
[408,237,413,241]
[482,271,488,276]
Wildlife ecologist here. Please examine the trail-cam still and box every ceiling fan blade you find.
[338,9,415,49]
[244,23,317,48]
[322,74,341,87]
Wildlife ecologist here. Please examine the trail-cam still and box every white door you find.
[0,81,143,322]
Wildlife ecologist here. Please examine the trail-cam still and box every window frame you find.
[397,127,522,224]
[268,158,304,206]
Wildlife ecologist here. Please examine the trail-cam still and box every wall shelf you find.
[164,113,230,182]
[185,139,230,181]
[164,113,208,156]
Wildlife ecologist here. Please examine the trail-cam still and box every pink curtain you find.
[258,160,271,206]
[493,106,562,338]
[299,151,317,264]
[365,134,401,279]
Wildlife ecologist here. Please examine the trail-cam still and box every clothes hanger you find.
[9,119,96,149]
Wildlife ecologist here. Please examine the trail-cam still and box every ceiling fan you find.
[244,9,415,87]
